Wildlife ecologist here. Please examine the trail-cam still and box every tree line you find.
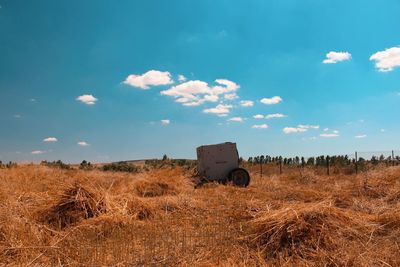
[247,154,400,166]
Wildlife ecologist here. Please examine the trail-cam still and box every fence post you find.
[279,159,282,175]
[392,150,395,167]
[260,161,262,178]
[355,151,358,174]
[326,156,330,176]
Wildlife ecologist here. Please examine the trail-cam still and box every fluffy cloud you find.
[31,150,46,155]
[228,117,243,122]
[283,124,319,134]
[370,47,400,72]
[252,124,268,129]
[161,119,170,125]
[224,93,239,100]
[203,104,233,116]
[265,113,287,119]
[323,51,352,64]
[162,79,239,107]
[240,100,254,107]
[123,70,173,89]
[355,134,367,139]
[260,96,282,105]
[76,94,98,105]
[214,79,240,92]
[43,137,57,142]
[77,141,89,147]
[253,114,264,119]
[283,127,307,134]
[178,75,187,82]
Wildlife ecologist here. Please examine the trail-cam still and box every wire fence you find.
[245,150,400,177]
[5,209,241,266]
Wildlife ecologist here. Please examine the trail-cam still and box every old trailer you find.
[196,142,250,187]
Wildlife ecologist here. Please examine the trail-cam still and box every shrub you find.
[102,162,139,173]
[80,160,94,170]
[41,160,71,170]
[5,161,17,168]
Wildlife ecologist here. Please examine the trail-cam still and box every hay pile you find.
[41,183,106,229]
[135,180,177,197]
[248,202,373,264]
[126,197,154,219]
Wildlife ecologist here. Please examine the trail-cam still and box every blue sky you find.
[1,0,400,163]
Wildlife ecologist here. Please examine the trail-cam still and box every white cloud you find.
[252,124,268,129]
[380,129,386,132]
[161,119,170,125]
[77,141,89,147]
[283,124,319,134]
[203,104,232,115]
[260,96,282,105]
[224,93,238,100]
[217,113,228,117]
[162,79,239,107]
[178,75,187,82]
[76,94,98,105]
[240,100,254,107]
[14,114,21,118]
[31,150,46,155]
[265,113,287,119]
[214,79,240,92]
[320,133,339,138]
[298,124,320,130]
[323,128,329,132]
[43,137,57,142]
[228,117,243,122]
[323,51,352,64]
[203,94,219,102]
[355,134,367,139]
[283,127,307,134]
[253,114,264,119]
[333,130,339,134]
[123,70,174,89]
[370,47,400,72]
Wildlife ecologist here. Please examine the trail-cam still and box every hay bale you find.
[248,203,371,261]
[376,210,400,234]
[41,183,106,229]
[135,180,177,197]
[126,198,154,220]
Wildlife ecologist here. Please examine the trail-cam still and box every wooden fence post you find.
[392,150,395,167]
[260,161,262,178]
[355,151,358,174]
[326,156,330,176]
[279,159,282,175]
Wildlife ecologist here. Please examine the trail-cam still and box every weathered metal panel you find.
[196,142,239,181]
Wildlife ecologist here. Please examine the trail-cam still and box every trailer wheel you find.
[228,168,250,187]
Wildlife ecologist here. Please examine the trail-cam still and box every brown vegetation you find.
[0,164,399,266]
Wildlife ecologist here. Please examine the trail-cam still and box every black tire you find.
[228,168,250,187]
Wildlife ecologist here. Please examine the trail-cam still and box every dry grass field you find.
[1,164,400,266]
